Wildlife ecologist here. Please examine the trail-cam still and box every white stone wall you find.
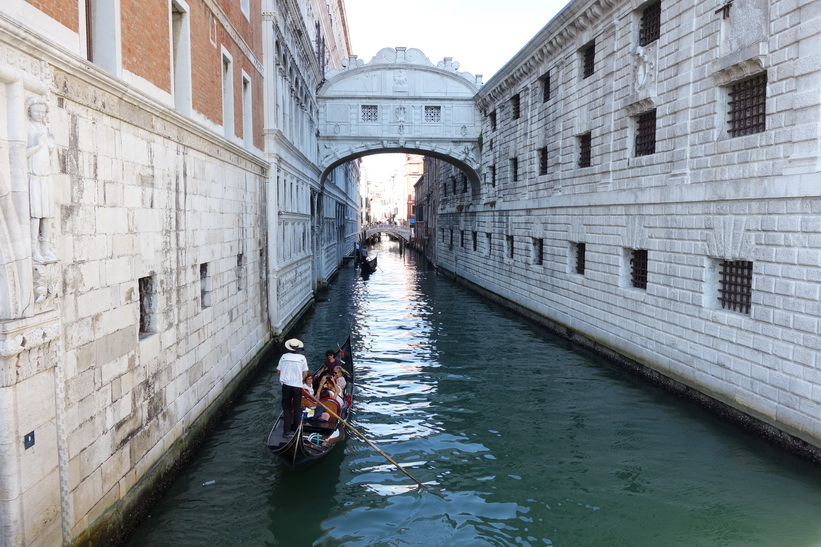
[0,25,270,546]
[435,0,821,450]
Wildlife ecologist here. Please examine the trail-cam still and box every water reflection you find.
[127,240,821,547]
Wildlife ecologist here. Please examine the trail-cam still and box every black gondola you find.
[360,255,377,276]
[267,337,354,470]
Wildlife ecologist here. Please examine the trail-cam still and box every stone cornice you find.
[0,15,267,172]
[476,0,617,110]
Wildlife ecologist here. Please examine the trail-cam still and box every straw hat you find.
[285,338,304,351]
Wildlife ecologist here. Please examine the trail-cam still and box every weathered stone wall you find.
[0,12,270,546]
[433,0,821,453]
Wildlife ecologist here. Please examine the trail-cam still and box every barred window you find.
[424,106,442,123]
[538,147,548,175]
[578,132,592,168]
[728,73,767,137]
[511,157,519,182]
[361,105,378,122]
[511,94,521,120]
[460,230,465,248]
[582,42,595,79]
[486,233,492,256]
[718,260,753,314]
[449,229,453,248]
[490,111,497,131]
[575,243,586,275]
[639,2,661,46]
[533,238,544,265]
[507,235,514,259]
[461,173,468,193]
[490,165,497,187]
[635,109,657,156]
[472,231,478,251]
[630,249,648,290]
[541,72,551,102]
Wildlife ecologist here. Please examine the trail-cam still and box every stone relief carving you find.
[26,96,58,264]
[633,45,655,93]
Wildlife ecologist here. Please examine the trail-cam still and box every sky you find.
[344,0,571,82]
[343,0,571,182]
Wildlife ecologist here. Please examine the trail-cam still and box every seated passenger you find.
[315,350,343,380]
[332,366,347,394]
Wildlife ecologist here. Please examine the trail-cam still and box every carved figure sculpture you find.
[26,97,57,264]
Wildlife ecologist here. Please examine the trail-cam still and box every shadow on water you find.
[127,241,821,547]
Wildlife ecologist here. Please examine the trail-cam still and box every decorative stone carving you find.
[26,96,58,264]
[633,45,654,93]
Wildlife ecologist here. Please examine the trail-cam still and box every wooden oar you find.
[308,396,428,490]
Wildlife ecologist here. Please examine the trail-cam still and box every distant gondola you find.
[360,255,377,277]
[267,337,354,470]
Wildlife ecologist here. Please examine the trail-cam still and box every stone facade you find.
[428,0,821,455]
[0,0,356,545]
[263,0,359,332]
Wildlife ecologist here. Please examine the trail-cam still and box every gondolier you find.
[277,338,309,438]
[267,336,355,469]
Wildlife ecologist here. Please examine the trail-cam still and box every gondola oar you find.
[308,396,428,490]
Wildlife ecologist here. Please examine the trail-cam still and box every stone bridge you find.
[316,47,483,184]
[364,224,411,241]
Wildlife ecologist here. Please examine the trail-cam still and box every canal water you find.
[127,240,821,546]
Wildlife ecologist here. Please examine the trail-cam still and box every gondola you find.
[360,255,377,276]
[266,337,354,470]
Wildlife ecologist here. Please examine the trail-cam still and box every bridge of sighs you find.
[316,47,484,185]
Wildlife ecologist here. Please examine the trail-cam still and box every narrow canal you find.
[127,241,821,546]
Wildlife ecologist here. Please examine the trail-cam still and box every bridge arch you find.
[316,47,483,184]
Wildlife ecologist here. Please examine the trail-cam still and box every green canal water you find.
[127,241,821,546]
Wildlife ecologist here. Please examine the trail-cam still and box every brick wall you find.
[121,0,171,92]
[25,0,78,31]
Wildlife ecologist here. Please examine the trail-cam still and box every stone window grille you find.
[490,165,497,187]
[489,111,497,131]
[575,243,586,275]
[718,260,753,314]
[139,275,157,337]
[361,105,378,122]
[511,94,521,120]
[200,263,211,308]
[507,235,514,259]
[486,233,492,256]
[511,157,519,182]
[441,228,445,242]
[541,72,551,102]
[424,106,442,123]
[449,228,454,250]
[578,132,592,168]
[460,230,465,248]
[630,249,648,290]
[472,231,478,251]
[727,73,767,137]
[639,1,661,46]
[461,173,468,193]
[451,175,457,195]
[533,238,544,265]
[538,147,548,175]
[582,42,595,79]
[635,109,657,156]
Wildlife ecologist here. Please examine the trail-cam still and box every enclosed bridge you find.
[316,47,484,184]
